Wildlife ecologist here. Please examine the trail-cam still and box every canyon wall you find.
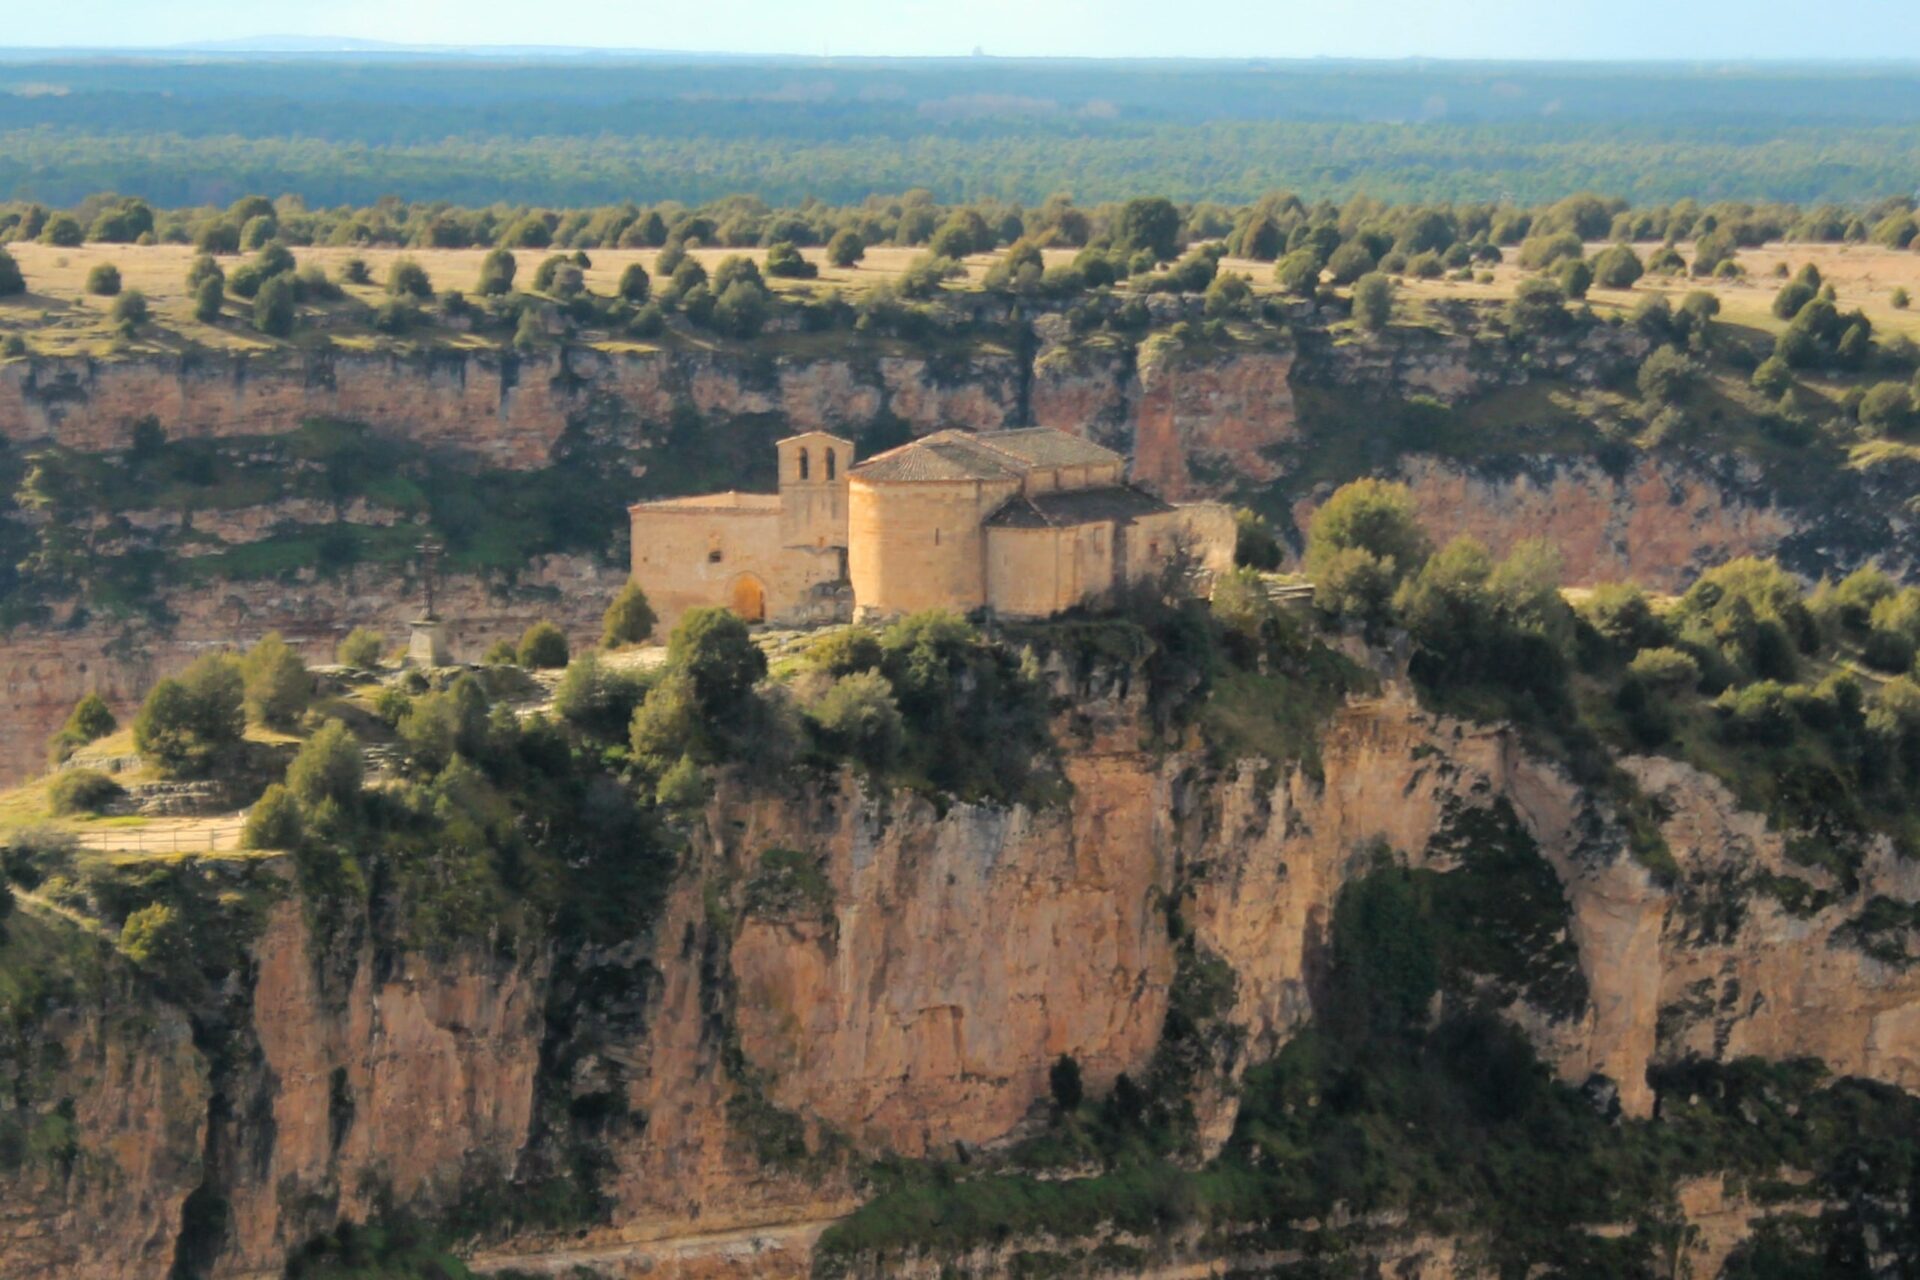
[6,659,1915,1277]
[5,319,1901,792]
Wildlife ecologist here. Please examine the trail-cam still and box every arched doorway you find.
[728,574,767,623]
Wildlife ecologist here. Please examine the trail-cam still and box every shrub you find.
[1518,230,1586,270]
[108,289,147,335]
[1351,272,1394,330]
[553,652,650,737]
[1751,355,1794,398]
[1325,241,1375,285]
[668,606,767,711]
[1773,279,1817,320]
[1504,277,1568,335]
[241,631,311,728]
[192,275,224,322]
[1274,250,1320,295]
[85,263,121,296]
[287,720,364,806]
[1647,244,1687,275]
[826,228,865,268]
[807,670,905,767]
[1895,287,1912,310]
[1637,347,1697,405]
[476,247,517,295]
[253,274,296,337]
[119,903,186,970]
[48,691,117,764]
[483,638,519,666]
[386,258,432,299]
[242,783,302,849]
[0,247,25,296]
[133,653,244,778]
[1555,258,1593,299]
[1305,478,1429,584]
[805,628,883,676]
[335,627,384,668]
[517,620,570,669]
[48,768,123,815]
[764,241,817,279]
[1627,646,1700,691]
[1590,244,1643,288]
[340,257,372,285]
[1858,382,1914,436]
[589,583,658,650]
[39,214,82,246]
[1579,583,1666,654]
[616,262,650,303]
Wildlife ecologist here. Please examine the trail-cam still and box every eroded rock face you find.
[1298,453,1802,593]
[0,979,207,1279]
[213,900,547,1277]
[1,671,1918,1277]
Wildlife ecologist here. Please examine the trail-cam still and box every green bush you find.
[826,228,865,268]
[287,721,364,806]
[386,257,432,299]
[1590,243,1643,288]
[47,691,117,765]
[133,653,244,778]
[1232,508,1282,570]
[615,261,650,302]
[517,620,570,669]
[476,247,516,295]
[242,783,302,849]
[0,246,25,296]
[1626,646,1700,691]
[1303,478,1429,599]
[804,628,883,676]
[336,627,385,668]
[48,768,123,815]
[119,903,186,969]
[241,631,311,728]
[764,240,817,279]
[1350,272,1394,330]
[553,652,650,738]
[601,582,657,647]
[806,671,905,768]
[85,262,121,296]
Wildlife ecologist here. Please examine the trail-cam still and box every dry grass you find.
[3,236,1917,357]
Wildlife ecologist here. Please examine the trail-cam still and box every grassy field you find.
[2,237,1918,358]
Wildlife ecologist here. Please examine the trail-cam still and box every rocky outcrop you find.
[0,955,207,1280]
[2,660,1918,1277]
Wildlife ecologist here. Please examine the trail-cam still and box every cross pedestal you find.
[406,617,451,667]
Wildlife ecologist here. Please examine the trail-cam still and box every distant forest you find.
[2,56,1920,206]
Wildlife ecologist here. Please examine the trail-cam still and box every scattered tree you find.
[336,627,385,668]
[476,248,517,295]
[602,583,657,647]
[241,631,311,727]
[517,619,570,669]
[85,263,121,296]
[1351,272,1394,330]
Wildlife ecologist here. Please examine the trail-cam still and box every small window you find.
[798,448,810,481]
[708,534,724,564]
[934,528,941,546]
[825,449,837,480]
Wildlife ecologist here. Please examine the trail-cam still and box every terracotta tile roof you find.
[973,428,1123,469]
[849,431,1024,482]
[984,485,1174,529]
[851,428,1122,483]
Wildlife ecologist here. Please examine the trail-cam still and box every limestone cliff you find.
[5,649,1912,1278]
[5,314,1912,793]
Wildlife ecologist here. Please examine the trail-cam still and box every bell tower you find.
[777,431,853,551]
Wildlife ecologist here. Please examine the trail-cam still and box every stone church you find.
[627,427,1234,632]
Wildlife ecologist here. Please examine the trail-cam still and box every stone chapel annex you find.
[627,426,1235,632]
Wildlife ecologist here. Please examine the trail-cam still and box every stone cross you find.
[416,536,443,621]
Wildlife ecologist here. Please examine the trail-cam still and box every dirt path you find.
[465,1211,848,1277]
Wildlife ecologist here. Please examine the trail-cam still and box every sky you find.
[5,0,1920,60]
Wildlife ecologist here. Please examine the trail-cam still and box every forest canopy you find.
[3,56,1920,206]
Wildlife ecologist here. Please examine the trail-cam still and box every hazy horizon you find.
[5,0,1919,61]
